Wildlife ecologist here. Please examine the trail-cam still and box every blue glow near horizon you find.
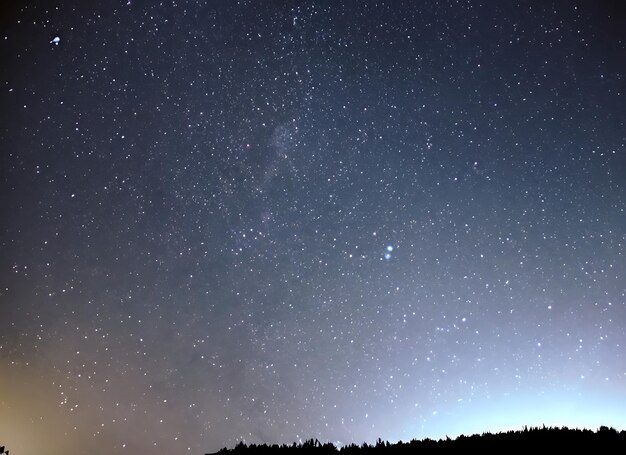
[396,388,626,442]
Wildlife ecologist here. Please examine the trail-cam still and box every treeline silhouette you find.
[208,426,625,454]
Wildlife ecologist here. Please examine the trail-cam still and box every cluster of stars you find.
[0,1,624,454]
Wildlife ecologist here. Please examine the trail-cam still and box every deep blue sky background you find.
[1,1,625,453]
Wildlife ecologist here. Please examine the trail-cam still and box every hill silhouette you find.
[208,426,625,454]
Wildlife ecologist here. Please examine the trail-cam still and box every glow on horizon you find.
[396,388,626,442]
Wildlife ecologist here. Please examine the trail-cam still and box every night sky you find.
[1,1,625,453]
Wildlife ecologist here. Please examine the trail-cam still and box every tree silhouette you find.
[207,426,626,455]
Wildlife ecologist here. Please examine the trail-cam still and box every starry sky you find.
[1,1,625,453]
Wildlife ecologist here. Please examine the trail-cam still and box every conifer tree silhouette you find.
[206,426,626,455]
